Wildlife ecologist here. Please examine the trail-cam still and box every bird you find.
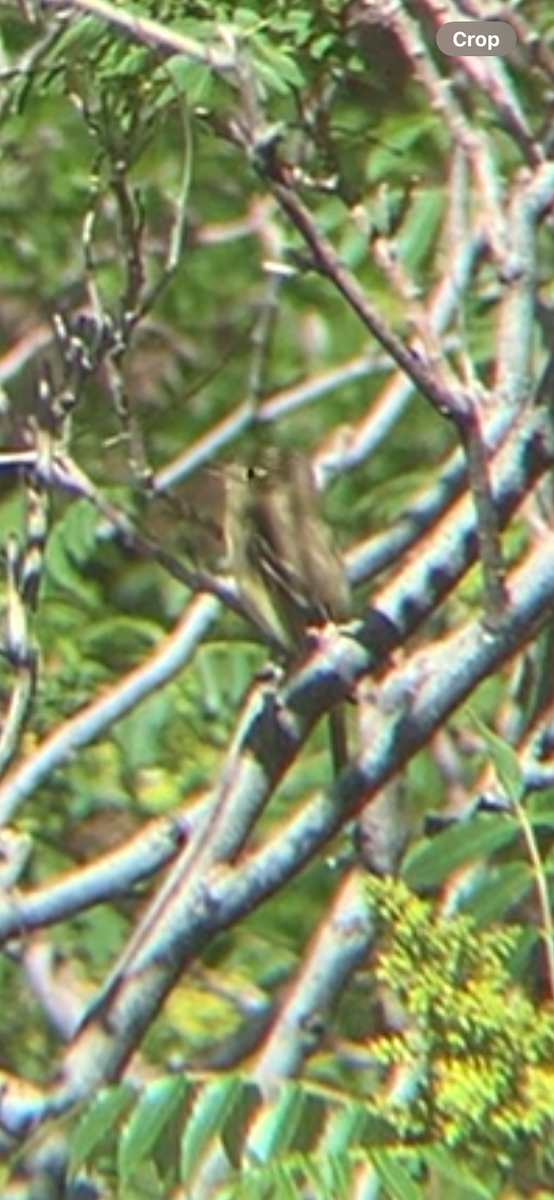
[224,446,351,771]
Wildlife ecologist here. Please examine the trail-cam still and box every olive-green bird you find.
[225,446,351,771]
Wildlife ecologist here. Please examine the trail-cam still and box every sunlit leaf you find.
[70,1084,136,1168]
[402,817,516,890]
[119,1074,191,1188]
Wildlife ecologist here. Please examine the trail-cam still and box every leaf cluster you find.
[367,877,554,1170]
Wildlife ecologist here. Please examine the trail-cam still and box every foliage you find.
[0,0,553,1196]
[368,878,554,1166]
[52,876,554,1197]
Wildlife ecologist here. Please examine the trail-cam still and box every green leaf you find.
[325,1100,395,1155]
[56,499,99,565]
[162,56,214,105]
[370,1149,423,1200]
[80,613,160,666]
[248,1082,305,1161]
[221,1080,262,1168]
[469,713,525,804]
[70,1083,136,1169]
[116,688,176,770]
[528,790,554,829]
[119,1074,191,1188]
[402,817,516,890]
[367,113,445,184]
[310,33,337,58]
[46,500,99,602]
[248,1082,330,1162]
[181,1075,246,1182]
[250,34,305,92]
[423,1145,498,1199]
[398,187,443,271]
[461,861,532,925]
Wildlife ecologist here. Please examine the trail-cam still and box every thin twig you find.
[39,0,236,72]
